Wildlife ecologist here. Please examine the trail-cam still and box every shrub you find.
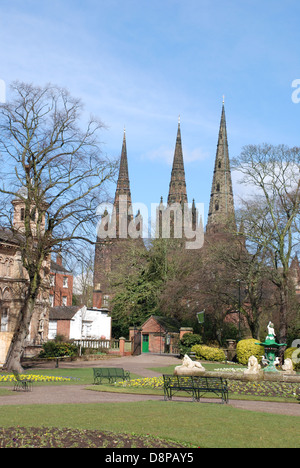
[191,344,226,362]
[179,333,202,356]
[236,339,264,366]
[284,347,300,371]
[39,340,78,358]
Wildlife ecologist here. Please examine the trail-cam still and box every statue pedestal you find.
[256,334,286,374]
[174,367,205,376]
[174,354,205,376]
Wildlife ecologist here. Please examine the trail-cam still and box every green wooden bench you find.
[163,374,228,404]
[93,367,130,384]
[12,371,34,392]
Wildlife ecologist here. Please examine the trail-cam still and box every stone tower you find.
[206,102,236,235]
[93,129,142,309]
[156,117,199,242]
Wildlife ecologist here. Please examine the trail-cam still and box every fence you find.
[73,339,120,351]
[72,338,132,354]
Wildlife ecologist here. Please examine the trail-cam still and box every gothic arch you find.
[3,287,11,300]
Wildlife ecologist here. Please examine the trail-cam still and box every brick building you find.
[48,305,111,341]
[49,254,73,308]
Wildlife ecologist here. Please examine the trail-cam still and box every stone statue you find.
[244,355,263,378]
[174,354,205,376]
[282,358,296,375]
[266,321,276,341]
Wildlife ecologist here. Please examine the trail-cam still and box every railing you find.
[73,339,120,351]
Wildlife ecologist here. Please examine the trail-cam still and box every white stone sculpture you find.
[244,355,263,376]
[282,358,296,375]
[174,354,205,376]
[266,321,276,341]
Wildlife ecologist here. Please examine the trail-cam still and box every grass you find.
[0,401,299,448]
[0,363,299,448]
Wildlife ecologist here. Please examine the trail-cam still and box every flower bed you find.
[116,376,299,399]
[116,377,164,388]
[0,374,72,383]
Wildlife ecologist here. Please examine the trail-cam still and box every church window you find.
[216,183,220,192]
[21,208,25,221]
[215,203,219,211]
[218,161,221,168]
[0,308,9,332]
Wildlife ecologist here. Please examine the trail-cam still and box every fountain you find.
[255,322,286,373]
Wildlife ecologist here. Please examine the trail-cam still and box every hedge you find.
[236,339,264,366]
[191,344,226,362]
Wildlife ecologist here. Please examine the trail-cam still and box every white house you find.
[48,305,111,341]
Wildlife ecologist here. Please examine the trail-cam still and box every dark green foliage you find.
[39,340,78,358]
[179,334,203,356]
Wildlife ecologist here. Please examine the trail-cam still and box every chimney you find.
[56,253,62,266]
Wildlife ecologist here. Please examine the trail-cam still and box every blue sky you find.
[1,0,300,226]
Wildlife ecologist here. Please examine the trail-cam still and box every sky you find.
[1,0,300,228]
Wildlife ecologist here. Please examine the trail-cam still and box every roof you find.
[49,306,83,320]
[144,315,180,333]
[50,260,72,275]
[0,228,24,246]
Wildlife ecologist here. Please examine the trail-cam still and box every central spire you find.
[167,117,188,206]
[206,102,236,234]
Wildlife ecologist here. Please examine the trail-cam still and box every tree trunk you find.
[4,296,36,373]
[278,282,288,363]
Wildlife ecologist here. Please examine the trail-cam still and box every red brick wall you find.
[148,333,164,353]
[50,273,73,307]
[142,317,163,334]
[56,320,71,340]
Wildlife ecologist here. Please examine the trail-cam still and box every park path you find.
[0,354,299,416]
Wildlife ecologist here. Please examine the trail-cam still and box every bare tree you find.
[0,82,117,371]
[232,143,300,350]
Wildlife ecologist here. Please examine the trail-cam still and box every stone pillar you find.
[180,327,193,340]
[119,337,126,356]
[226,339,236,361]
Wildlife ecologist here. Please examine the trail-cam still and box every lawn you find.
[0,364,299,448]
[0,400,299,448]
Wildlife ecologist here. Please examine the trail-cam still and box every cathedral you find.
[93,102,236,310]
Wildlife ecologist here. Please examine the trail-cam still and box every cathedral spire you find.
[113,129,133,237]
[114,128,132,205]
[167,117,188,206]
[206,102,235,233]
